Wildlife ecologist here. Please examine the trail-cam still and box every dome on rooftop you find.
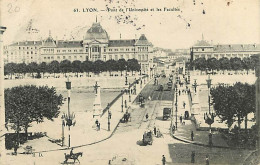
[84,22,109,42]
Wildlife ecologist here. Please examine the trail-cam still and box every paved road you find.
[5,77,250,165]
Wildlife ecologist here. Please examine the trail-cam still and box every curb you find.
[17,77,152,155]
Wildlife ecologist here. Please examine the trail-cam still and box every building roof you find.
[194,40,212,47]
[135,34,152,46]
[56,41,83,48]
[84,22,109,42]
[9,41,42,46]
[213,44,260,52]
[108,39,136,47]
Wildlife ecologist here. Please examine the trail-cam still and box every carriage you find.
[139,94,145,107]
[121,112,131,123]
[142,131,153,145]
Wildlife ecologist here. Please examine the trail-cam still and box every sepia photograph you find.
[0,0,260,164]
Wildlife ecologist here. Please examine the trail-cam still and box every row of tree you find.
[4,59,141,78]
[190,56,259,72]
[210,82,255,131]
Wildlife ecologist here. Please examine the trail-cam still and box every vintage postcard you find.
[0,0,260,164]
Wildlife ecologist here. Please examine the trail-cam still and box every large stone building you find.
[4,21,154,72]
[190,37,260,61]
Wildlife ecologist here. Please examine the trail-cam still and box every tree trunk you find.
[238,114,241,129]
[245,114,248,134]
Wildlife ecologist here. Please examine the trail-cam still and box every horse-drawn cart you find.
[142,131,153,145]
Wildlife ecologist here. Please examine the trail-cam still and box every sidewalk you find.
[11,76,152,155]
[171,75,229,148]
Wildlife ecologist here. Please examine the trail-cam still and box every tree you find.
[93,60,105,73]
[60,60,72,76]
[48,60,60,77]
[27,62,39,78]
[72,60,82,77]
[219,57,231,74]
[81,60,93,76]
[4,63,17,79]
[206,58,220,71]
[105,59,117,76]
[5,85,63,152]
[211,83,255,131]
[39,62,47,77]
[16,63,27,78]
[127,59,141,75]
[117,59,127,76]
[230,57,243,73]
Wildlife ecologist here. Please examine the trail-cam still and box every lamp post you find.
[129,83,131,102]
[107,103,110,131]
[63,77,76,147]
[121,94,124,112]
[125,68,128,85]
[61,119,65,147]
[175,72,178,130]
[204,69,214,146]
[192,79,198,93]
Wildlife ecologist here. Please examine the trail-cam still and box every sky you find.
[1,0,260,50]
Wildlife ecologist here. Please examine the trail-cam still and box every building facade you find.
[190,38,260,61]
[4,21,153,72]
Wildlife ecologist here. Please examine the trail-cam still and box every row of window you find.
[43,55,84,60]
[18,47,38,50]
[194,53,252,59]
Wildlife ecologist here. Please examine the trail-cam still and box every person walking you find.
[146,113,149,121]
[191,131,194,141]
[180,115,183,124]
[109,111,112,119]
[154,126,157,135]
[183,102,186,109]
[162,155,166,165]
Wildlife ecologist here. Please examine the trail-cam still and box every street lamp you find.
[121,93,124,112]
[204,69,215,146]
[129,83,131,102]
[63,77,76,147]
[124,65,129,85]
[192,79,198,93]
[107,103,110,131]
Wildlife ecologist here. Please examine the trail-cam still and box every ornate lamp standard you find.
[107,103,110,131]
[204,69,215,146]
[62,77,76,147]
[192,79,198,93]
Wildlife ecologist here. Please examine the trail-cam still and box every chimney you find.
[241,44,244,48]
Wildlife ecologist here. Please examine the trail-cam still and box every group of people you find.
[153,126,163,138]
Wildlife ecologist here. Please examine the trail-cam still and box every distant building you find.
[4,21,154,72]
[190,36,260,61]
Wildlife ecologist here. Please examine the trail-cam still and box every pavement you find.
[8,76,151,155]
[171,75,229,148]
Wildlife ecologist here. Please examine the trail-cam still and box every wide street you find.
[4,76,249,165]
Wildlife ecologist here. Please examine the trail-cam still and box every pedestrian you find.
[99,123,101,130]
[131,89,133,94]
[162,155,166,165]
[191,131,194,141]
[205,154,209,165]
[146,113,149,120]
[179,90,181,96]
[154,126,157,135]
[183,102,186,109]
[191,151,195,163]
[95,119,99,126]
[172,125,175,133]
[180,116,183,124]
